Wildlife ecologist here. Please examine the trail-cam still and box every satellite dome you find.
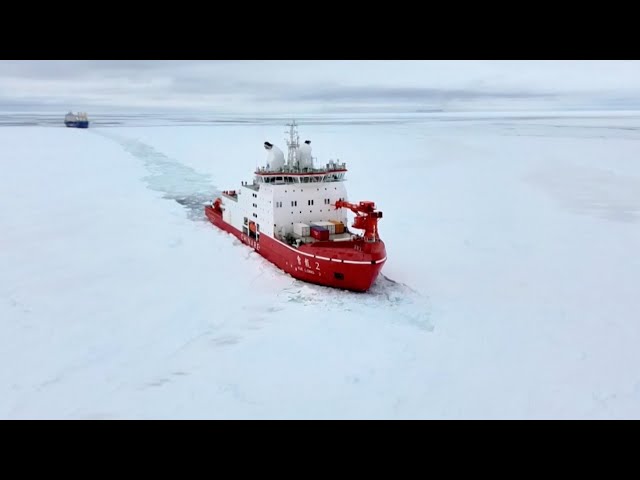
[298,139,313,169]
[264,141,285,170]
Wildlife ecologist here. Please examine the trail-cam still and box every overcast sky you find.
[1,60,639,113]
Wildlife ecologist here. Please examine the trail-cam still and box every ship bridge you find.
[254,163,347,185]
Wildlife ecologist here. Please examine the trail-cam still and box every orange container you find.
[330,220,345,234]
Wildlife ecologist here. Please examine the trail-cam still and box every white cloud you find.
[1,60,639,112]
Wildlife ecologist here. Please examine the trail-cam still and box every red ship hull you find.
[205,205,386,292]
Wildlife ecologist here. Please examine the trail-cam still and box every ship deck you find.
[291,232,353,246]
[222,192,238,201]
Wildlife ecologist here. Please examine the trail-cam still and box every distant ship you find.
[204,121,387,292]
[64,112,89,128]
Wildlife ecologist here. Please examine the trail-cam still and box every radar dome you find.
[298,140,313,169]
[264,141,285,170]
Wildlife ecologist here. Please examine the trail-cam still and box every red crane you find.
[334,200,383,243]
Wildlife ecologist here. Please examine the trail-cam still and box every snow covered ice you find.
[1,112,640,419]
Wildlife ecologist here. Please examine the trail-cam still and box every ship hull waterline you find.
[205,205,386,292]
[65,121,89,129]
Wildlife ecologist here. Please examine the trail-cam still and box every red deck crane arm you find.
[334,200,383,242]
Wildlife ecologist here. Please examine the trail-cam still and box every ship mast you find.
[285,120,300,169]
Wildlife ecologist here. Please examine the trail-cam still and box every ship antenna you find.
[285,120,299,169]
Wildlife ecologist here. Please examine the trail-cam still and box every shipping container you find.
[329,220,345,234]
[293,222,310,237]
[310,226,329,241]
[311,221,336,235]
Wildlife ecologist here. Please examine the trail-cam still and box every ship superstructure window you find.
[324,199,330,204]
[299,176,323,183]
[291,201,297,207]
[308,200,314,206]
[275,201,283,208]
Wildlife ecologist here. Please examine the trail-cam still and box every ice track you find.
[92,130,217,222]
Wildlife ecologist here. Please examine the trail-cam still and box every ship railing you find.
[221,190,239,201]
[255,163,347,175]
